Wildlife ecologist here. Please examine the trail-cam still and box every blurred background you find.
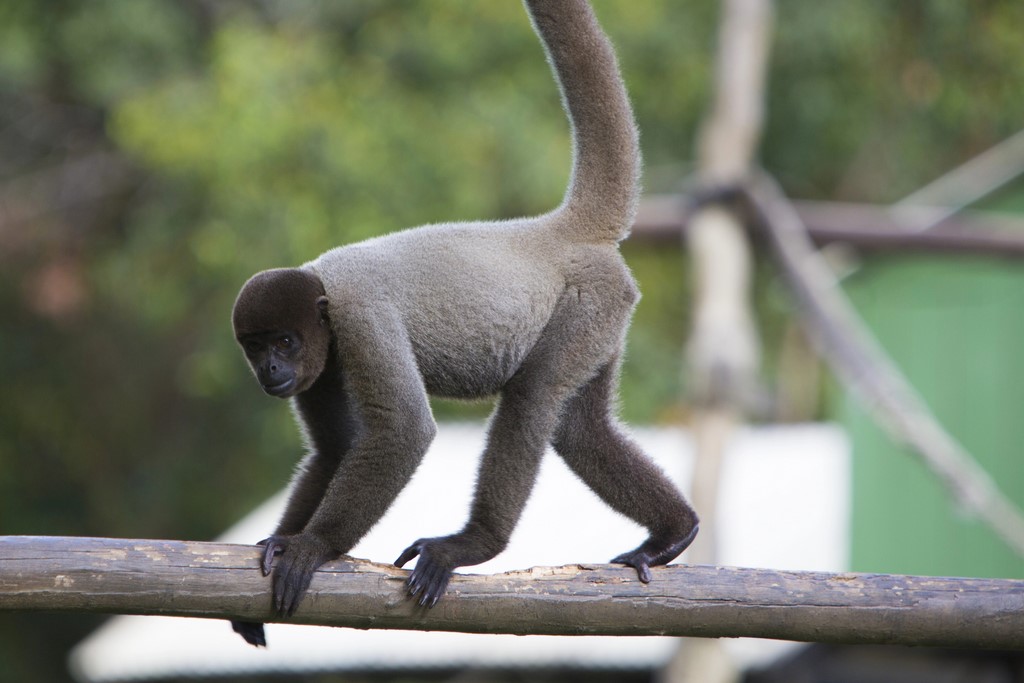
[2,0,1023,681]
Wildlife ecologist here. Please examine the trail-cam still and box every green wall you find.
[837,255,1024,579]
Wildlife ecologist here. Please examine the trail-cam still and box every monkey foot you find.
[611,525,699,583]
[231,620,267,648]
[394,539,457,608]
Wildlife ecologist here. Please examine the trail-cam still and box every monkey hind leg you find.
[552,359,699,582]
[395,376,555,607]
[610,526,699,584]
[397,280,638,606]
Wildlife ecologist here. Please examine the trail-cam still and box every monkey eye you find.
[243,340,263,355]
[275,336,293,351]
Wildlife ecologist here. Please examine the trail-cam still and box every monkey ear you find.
[316,295,330,325]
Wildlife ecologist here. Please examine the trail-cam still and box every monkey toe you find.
[612,525,699,583]
[394,541,423,569]
[272,558,315,617]
[231,620,267,648]
[409,559,454,607]
[396,539,455,607]
[259,535,288,576]
[610,549,654,583]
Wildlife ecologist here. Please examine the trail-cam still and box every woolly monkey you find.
[230,0,699,647]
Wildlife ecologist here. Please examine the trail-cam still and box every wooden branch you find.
[676,4,775,677]
[697,0,773,181]
[3,536,1024,650]
[632,194,1024,258]
[684,0,773,574]
[685,0,773,409]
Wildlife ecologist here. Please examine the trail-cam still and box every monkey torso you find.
[307,214,637,400]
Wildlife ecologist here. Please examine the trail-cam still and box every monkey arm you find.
[271,453,341,536]
[267,308,437,617]
[230,359,359,646]
[274,361,358,535]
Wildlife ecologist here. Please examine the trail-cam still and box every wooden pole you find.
[680,1,774,678]
[3,536,1023,650]
[632,194,1024,258]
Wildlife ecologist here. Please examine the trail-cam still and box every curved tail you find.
[525,0,641,242]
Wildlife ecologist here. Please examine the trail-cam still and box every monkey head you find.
[232,268,331,399]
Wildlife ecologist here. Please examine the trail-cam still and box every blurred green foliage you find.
[1,1,1022,679]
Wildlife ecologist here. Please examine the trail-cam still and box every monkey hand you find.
[261,532,341,617]
[394,538,457,608]
[611,525,699,583]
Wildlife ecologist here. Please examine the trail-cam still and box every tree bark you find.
[2,535,1023,650]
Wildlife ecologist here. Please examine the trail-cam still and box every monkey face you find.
[238,331,308,398]
[232,267,332,399]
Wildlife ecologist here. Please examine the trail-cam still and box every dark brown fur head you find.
[232,268,331,398]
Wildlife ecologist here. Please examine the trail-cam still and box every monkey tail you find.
[525,0,641,243]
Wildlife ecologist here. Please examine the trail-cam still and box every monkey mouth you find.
[262,377,297,397]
